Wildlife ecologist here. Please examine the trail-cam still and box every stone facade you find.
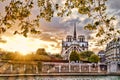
[98,50,106,63]
[105,38,120,73]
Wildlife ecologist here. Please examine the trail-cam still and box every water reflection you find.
[37,76,120,80]
[0,76,120,80]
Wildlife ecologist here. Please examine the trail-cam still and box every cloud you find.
[39,32,58,42]
[108,0,120,10]
[107,0,120,16]
[40,17,68,33]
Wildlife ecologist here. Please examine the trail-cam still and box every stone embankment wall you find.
[42,62,107,73]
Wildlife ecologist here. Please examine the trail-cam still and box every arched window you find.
[82,44,84,47]
[74,47,76,50]
[66,44,68,47]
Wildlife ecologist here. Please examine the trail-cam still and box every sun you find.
[0,35,61,55]
[0,35,43,55]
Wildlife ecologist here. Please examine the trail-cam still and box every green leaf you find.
[94,21,100,26]
[109,27,114,31]
[55,4,59,10]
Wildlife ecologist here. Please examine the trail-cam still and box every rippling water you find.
[37,76,120,80]
[0,76,120,80]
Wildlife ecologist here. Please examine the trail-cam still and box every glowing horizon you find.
[0,35,61,55]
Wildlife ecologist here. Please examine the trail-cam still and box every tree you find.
[89,54,100,63]
[53,54,62,59]
[36,48,48,55]
[79,51,94,61]
[34,54,51,61]
[1,52,15,60]
[0,0,117,44]
[69,51,79,62]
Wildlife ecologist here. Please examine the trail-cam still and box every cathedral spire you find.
[73,23,77,40]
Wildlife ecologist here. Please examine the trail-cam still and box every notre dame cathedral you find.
[61,23,88,60]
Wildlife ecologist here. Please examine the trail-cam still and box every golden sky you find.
[0,34,61,54]
[0,0,120,55]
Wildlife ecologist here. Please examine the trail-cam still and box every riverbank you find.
[0,73,120,76]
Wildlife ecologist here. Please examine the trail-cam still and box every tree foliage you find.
[0,0,118,43]
[1,52,17,60]
[53,54,63,59]
[0,49,62,61]
[36,48,48,55]
[34,54,51,61]
[79,51,99,63]
[69,51,80,62]
[79,51,94,61]
[89,54,100,63]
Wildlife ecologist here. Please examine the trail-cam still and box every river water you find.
[0,76,120,80]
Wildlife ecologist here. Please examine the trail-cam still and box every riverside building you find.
[105,38,120,73]
[98,50,106,63]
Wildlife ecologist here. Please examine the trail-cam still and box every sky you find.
[0,0,120,55]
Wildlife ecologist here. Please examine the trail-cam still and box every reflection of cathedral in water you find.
[61,23,88,60]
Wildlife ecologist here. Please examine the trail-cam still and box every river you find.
[0,76,120,80]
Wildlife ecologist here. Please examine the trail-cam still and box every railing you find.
[0,61,39,74]
[0,60,108,74]
[42,62,107,73]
